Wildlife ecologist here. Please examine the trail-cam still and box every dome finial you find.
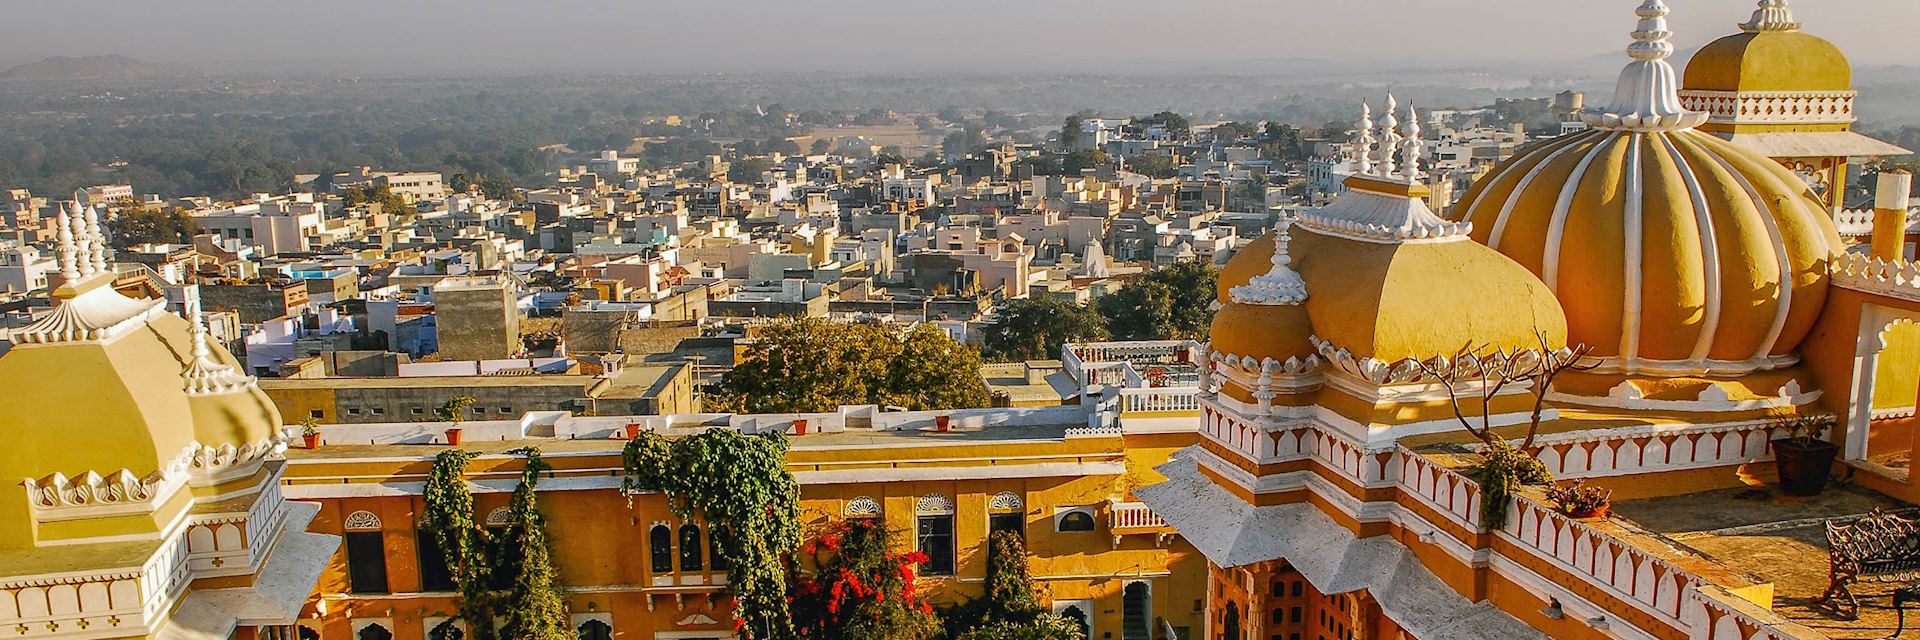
[1354,102,1376,176]
[1378,95,1401,176]
[54,203,80,284]
[84,205,109,276]
[1582,0,1707,132]
[1741,0,1799,32]
[1399,103,1424,182]
[1229,218,1308,306]
[182,301,256,396]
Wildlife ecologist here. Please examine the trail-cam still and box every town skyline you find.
[4,0,1919,75]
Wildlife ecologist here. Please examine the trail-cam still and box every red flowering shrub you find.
[790,519,940,640]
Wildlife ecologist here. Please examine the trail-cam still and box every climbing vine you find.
[423,449,496,640]
[622,429,802,640]
[500,448,570,640]
[1475,438,1552,530]
[422,447,569,640]
[944,532,1080,640]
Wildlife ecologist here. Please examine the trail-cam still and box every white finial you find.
[1582,0,1706,132]
[1354,102,1375,176]
[70,204,95,279]
[182,301,256,395]
[1399,103,1424,182]
[84,206,108,275]
[1378,95,1401,177]
[1741,0,1798,32]
[54,203,79,283]
[1229,218,1308,306]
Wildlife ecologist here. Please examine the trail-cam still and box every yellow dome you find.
[1684,32,1849,94]
[1451,127,1842,375]
[1290,219,1568,363]
[1217,233,1275,303]
[0,286,282,498]
[1209,301,1314,365]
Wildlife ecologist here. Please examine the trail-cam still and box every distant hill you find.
[0,54,195,82]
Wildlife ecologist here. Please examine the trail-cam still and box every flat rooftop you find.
[1613,485,1913,639]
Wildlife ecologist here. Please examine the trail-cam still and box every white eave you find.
[1716,130,1913,159]
[1135,449,1548,640]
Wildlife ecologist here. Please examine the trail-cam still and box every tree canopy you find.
[980,297,1110,362]
[1096,260,1218,341]
[707,319,991,414]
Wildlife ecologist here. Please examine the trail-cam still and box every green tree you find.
[944,532,1081,640]
[1136,111,1191,138]
[1060,115,1084,150]
[475,175,518,201]
[981,297,1110,362]
[1097,260,1218,341]
[811,138,833,155]
[1258,122,1307,163]
[1213,121,1259,140]
[728,157,772,183]
[1124,154,1178,179]
[110,201,193,247]
[708,319,990,413]
[1062,149,1108,174]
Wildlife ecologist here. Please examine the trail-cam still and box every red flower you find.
[821,534,842,550]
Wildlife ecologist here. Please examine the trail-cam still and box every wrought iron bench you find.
[1822,508,1920,619]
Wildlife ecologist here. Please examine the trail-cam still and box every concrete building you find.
[431,276,521,361]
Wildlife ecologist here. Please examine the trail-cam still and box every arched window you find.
[843,496,881,518]
[679,524,704,572]
[1059,605,1090,639]
[1057,510,1096,532]
[649,524,673,573]
[576,619,612,640]
[709,526,731,571]
[484,507,513,528]
[915,494,955,575]
[358,624,393,640]
[428,620,464,640]
[1122,582,1151,640]
[298,627,320,640]
[1224,603,1242,640]
[344,510,382,531]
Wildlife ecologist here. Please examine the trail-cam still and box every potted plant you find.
[436,395,477,446]
[792,419,809,436]
[1545,479,1613,519]
[624,422,642,440]
[1772,414,1839,496]
[935,415,952,432]
[299,417,321,449]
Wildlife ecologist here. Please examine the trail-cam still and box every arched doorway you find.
[357,624,393,640]
[576,619,612,640]
[1060,604,1090,639]
[1223,603,1241,640]
[1122,581,1151,640]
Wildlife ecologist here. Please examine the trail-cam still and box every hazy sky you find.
[0,0,1913,74]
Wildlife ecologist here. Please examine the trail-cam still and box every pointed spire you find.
[1582,0,1707,132]
[1229,218,1309,306]
[1378,95,1401,176]
[84,206,108,275]
[1740,0,1798,32]
[54,203,79,283]
[1354,102,1376,176]
[182,302,256,396]
[1399,104,1424,182]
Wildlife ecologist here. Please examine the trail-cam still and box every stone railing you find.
[1118,387,1201,415]
[1109,501,1169,530]
[1396,446,1484,529]
[1063,341,1202,390]
[1679,89,1856,125]
[1523,420,1789,479]
[1503,495,1705,625]
[1832,252,1920,302]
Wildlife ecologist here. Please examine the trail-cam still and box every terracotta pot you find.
[302,433,320,449]
[1566,504,1609,520]
[625,423,642,440]
[445,427,464,446]
[1773,437,1839,496]
[935,415,952,432]
[793,419,809,436]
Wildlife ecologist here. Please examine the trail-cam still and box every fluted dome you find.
[1452,1,1843,376]
[1453,130,1841,375]
[1217,233,1275,304]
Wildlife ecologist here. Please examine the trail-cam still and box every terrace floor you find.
[1613,484,1916,639]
